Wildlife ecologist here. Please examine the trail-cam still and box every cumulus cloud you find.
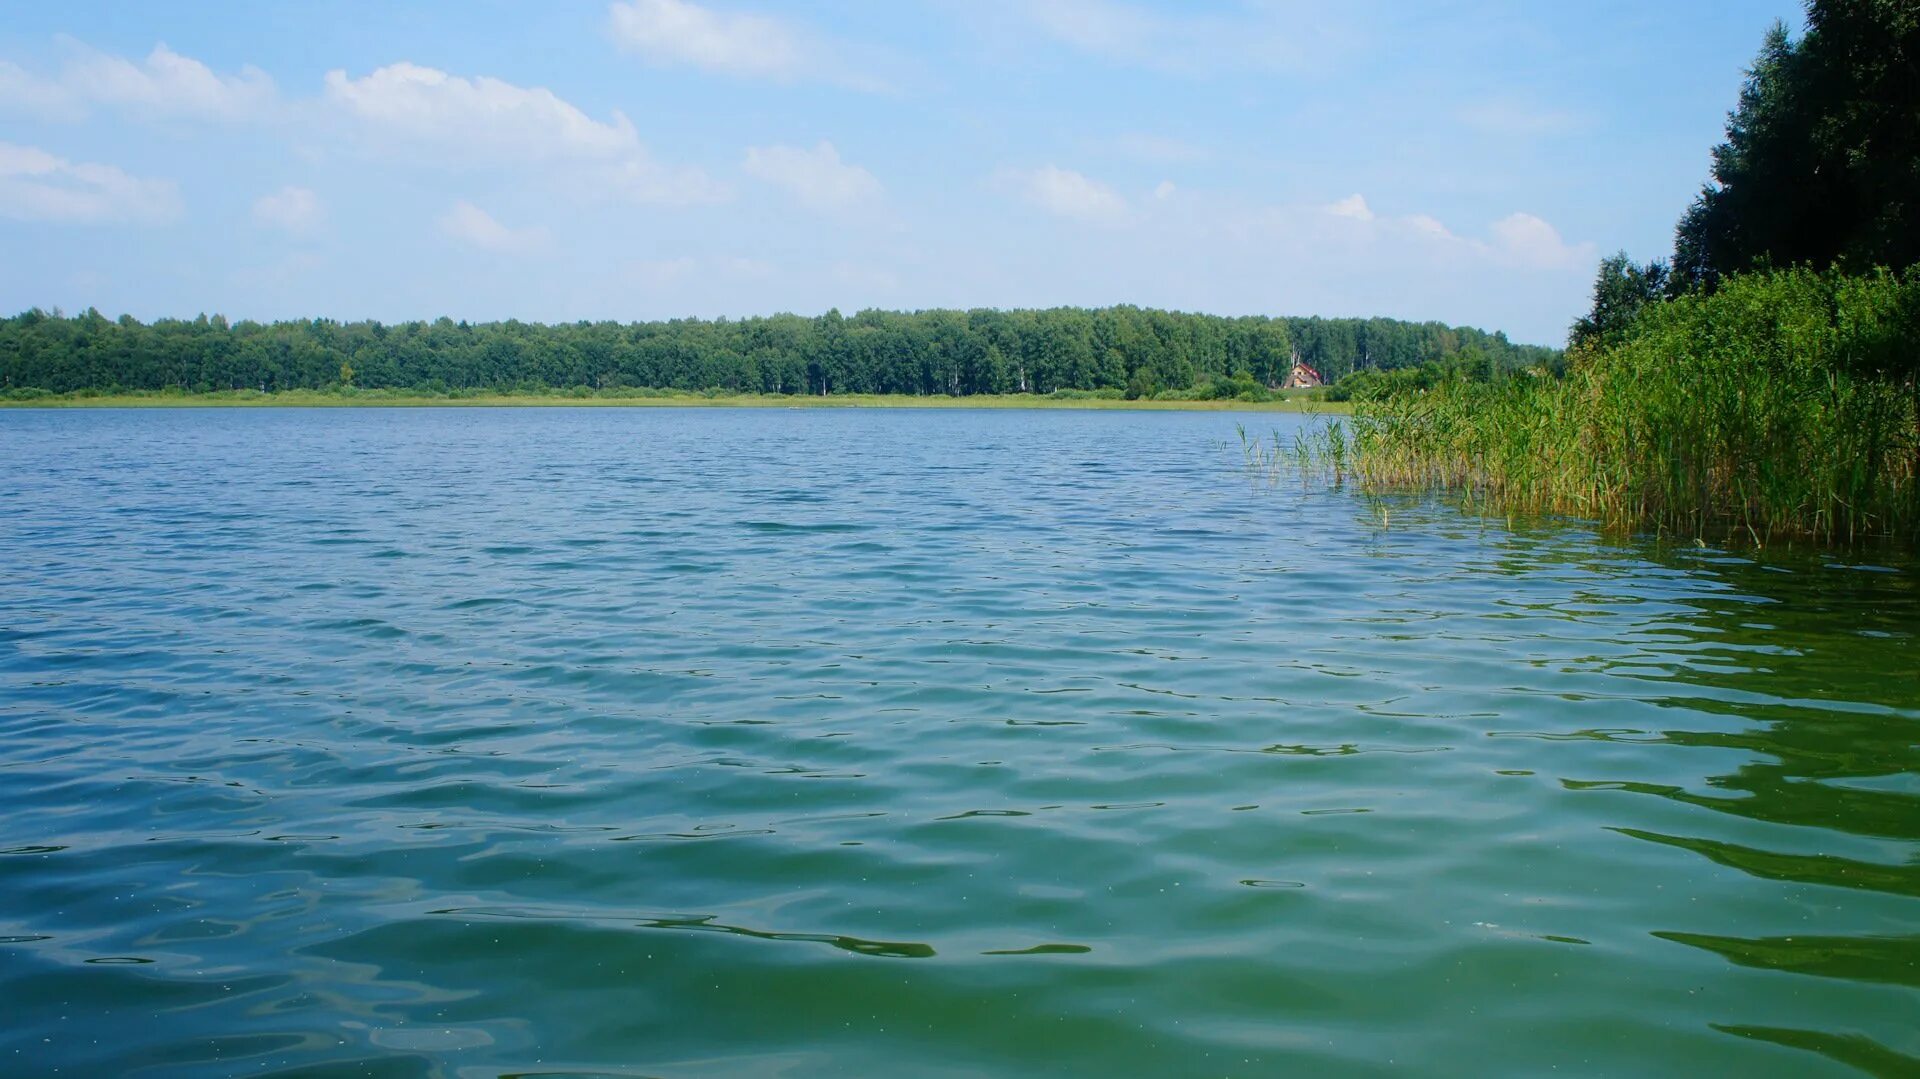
[1325,193,1373,221]
[437,200,552,255]
[0,142,180,224]
[324,63,639,161]
[743,141,881,212]
[251,185,323,236]
[998,165,1129,226]
[1487,211,1591,269]
[0,42,275,122]
[322,62,723,204]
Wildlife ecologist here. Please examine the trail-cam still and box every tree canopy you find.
[1672,0,1920,289]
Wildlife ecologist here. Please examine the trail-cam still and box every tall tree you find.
[1673,1,1920,287]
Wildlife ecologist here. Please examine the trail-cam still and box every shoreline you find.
[0,391,1350,413]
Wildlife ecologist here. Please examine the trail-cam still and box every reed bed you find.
[1262,269,1919,545]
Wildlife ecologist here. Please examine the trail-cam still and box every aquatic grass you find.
[1278,269,1919,545]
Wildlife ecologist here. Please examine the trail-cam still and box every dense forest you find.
[0,306,1554,400]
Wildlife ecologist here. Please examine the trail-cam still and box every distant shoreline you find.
[0,390,1350,413]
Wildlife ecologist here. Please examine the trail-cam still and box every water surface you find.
[1,407,1915,1076]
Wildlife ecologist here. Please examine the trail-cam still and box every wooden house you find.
[1281,361,1324,389]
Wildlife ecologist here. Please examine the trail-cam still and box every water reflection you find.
[1535,540,1919,1069]
[1715,1025,1920,1077]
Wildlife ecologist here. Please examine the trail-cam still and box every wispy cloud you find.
[251,185,323,237]
[0,40,276,123]
[0,142,180,224]
[1263,191,1593,271]
[1004,0,1347,75]
[437,200,552,255]
[1458,99,1587,138]
[628,254,774,288]
[606,0,886,90]
[743,141,881,212]
[996,165,1130,226]
[608,0,802,78]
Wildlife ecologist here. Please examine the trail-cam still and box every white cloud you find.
[1326,193,1373,221]
[606,0,891,91]
[1488,212,1591,269]
[1153,179,1177,201]
[743,141,881,212]
[322,62,724,205]
[251,185,323,236]
[998,165,1129,226]
[1264,192,1592,273]
[437,200,552,255]
[0,142,180,224]
[607,0,804,78]
[0,61,77,118]
[0,42,274,122]
[324,63,638,161]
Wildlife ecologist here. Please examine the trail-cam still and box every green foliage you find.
[1570,252,1670,348]
[1673,1,1920,288]
[0,306,1553,399]
[1327,345,1522,402]
[1330,268,1919,543]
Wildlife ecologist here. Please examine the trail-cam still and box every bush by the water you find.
[1332,269,1917,542]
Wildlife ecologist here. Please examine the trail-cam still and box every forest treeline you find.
[0,306,1554,400]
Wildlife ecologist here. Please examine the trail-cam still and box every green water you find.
[0,407,1915,1076]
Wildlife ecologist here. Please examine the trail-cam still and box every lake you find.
[1,406,1915,1077]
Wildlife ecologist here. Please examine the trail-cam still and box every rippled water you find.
[1,406,1916,1077]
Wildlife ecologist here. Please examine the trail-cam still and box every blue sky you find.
[0,1,1801,345]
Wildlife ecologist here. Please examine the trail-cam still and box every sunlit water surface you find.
[1,407,1915,1077]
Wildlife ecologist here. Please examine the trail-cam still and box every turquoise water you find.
[1,406,1915,1077]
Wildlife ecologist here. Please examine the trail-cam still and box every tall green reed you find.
[1280,269,1918,545]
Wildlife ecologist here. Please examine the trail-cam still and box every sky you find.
[0,1,1803,345]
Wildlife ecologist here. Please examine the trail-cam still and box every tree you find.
[1673,2,1920,289]
[1570,252,1670,348]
